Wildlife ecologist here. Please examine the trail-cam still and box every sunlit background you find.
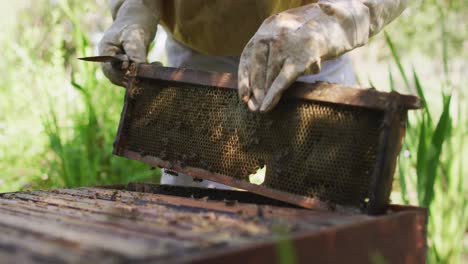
[0,1,466,263]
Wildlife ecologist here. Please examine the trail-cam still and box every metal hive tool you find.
[109,62,421,215]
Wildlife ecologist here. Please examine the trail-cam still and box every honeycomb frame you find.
[113,64,421,215]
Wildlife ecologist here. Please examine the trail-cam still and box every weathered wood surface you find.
[0,183,426,263]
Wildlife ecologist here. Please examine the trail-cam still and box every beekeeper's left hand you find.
[238,0,407,112]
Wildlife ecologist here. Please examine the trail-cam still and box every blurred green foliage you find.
[384,0,468,59]
[0,1,160,191]
[384,2,468,263]
[387,32,467,263]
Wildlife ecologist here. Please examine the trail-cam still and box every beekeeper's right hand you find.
[98,0,160,86]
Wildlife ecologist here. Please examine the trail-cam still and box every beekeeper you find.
[99,0,407,188]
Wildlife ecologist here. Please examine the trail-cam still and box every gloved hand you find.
[238,0,407,112]
[99,0,160,86]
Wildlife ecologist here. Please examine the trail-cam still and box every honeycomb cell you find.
[121,80,383,207]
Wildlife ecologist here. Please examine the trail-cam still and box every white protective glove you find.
[238,0,407,112]
[99,0,160,86]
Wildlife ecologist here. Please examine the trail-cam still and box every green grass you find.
[40,1,160,188]
[0,1,160,192]
[386,32,467,263]
[272,221,298,264]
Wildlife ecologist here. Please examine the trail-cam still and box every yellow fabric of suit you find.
[159,1,316,56]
